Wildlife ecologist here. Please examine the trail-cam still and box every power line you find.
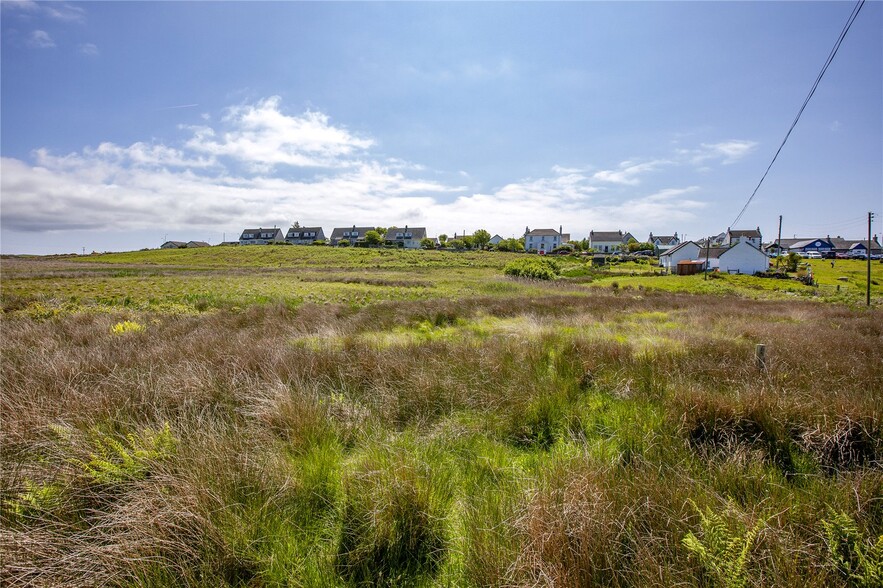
[731,0,866,228]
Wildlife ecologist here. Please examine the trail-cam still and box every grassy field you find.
[1,247,881,587]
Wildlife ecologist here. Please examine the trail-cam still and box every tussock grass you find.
[1,279,881,586]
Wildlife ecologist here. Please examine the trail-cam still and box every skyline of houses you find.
[161,223,880,260]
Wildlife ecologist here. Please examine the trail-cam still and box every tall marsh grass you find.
[1,292,880,586]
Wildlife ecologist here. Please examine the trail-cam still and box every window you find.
[404,233,412,238]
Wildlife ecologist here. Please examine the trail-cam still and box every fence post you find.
[755,344,767,371]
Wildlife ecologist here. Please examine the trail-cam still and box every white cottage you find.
[659,241,700,271]
[717,241,769,274]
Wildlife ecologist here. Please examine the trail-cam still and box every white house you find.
[239,228,284,245]
[725,227,762,248]
[589,230,633,253]
[285,226,326,245]
[659,241,700,271]
[648,232,680,253]
[489,234,504,246]
[329,226,375,246]
[385,226,427,249]
[524,226,570,253]
[717,241,769,274]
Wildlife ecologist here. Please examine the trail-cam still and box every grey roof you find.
[386,227,428,240]
[162,241,186,247]
[186,241,210,247]
[240,228,283,239]
[650,234,678,244]
[526,228,564,237]
[830,237,881,251]
[329,226,375,240]
[660,240,699,257]
[699,246,729,259]
[590,230,625,242]
[286,227,324,238]
[728,228,762,238]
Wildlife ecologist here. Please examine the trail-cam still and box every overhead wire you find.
[730,0,866,228]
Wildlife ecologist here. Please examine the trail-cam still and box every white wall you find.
[718,241,769,274]
[661,242,700,271]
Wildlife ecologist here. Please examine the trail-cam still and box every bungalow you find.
[724,227,762,248]
[589,230,633,253]
[524,226,570,253]
[160,241,187,249]
[239,228,284,245]
[329,226,375,246]
[186,241,210,248]
[385,226,428,249]
[285,226,325,245]
[648,232,680,253]
[659,241,701,271]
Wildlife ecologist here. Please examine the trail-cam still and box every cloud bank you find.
[2,96,730,240]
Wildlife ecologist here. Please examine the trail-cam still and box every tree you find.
[375,227,388,237]
[338,239,351,247]
[438,234,448,246]
[473,229,491,250]
[628,241,655,253]
[461,235,475,250]
[420,237,435,249]
[290,221,301,229]
[448,239,465,250]
[364,230,383,246]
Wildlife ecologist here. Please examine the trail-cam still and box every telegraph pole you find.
[775,215,783,271]
[868,212,874,307]
[704,236,711,280]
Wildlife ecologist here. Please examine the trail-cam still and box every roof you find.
[650,234,677,243]
[790,238,834,249]
[386,227,428,240]
[162,241,186,247]
[286,227,323,237]
[720,241,767,257]
[526,228,563,237]
[187,241,210,247]
[659,240,699,257]
[697,246,729,259]
[590,230,625,242]
[240,228,283,238]
[830,237,882,251]
[329,226,375,240]
[728,228,762,238]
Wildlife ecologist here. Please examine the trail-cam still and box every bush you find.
[503,258,560,280]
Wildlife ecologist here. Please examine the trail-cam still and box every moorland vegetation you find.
[1,247,881,587]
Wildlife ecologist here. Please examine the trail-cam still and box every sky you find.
[1,1,881,255]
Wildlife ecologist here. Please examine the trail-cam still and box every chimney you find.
[525,226,529,234]
[559,225,563,235]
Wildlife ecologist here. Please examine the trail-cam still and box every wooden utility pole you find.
[868,211,874,307]
[704,237,711,280]
[775,215,783,271]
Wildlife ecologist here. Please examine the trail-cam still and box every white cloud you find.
[42,2,86,23]
[690,140,758,165]
[78,42,98,56]
[591,160,670,185]
[1,96,710,240]
[27,29,55,48]
[185,96,374,169]
[3,1,85,22]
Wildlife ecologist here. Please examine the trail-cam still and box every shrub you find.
[110,320,145,335]
[822,511,883,587]
[503,258,560,280]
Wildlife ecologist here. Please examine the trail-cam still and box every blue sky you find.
[2,1,880,254]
